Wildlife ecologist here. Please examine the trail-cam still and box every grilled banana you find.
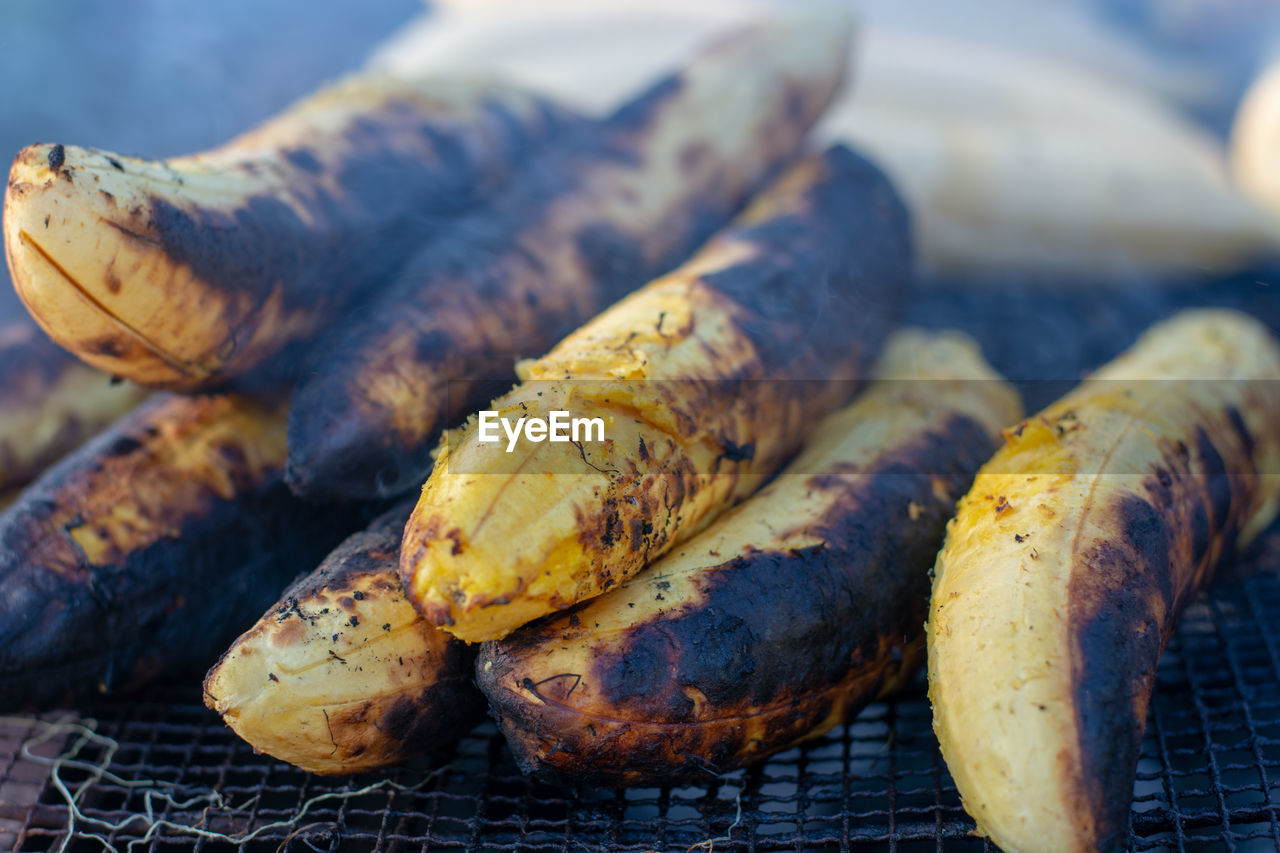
[285,13,852,500]
[927,309,1280,853]
[400,144,911,642]
[204,501,480,775]
[0,321,146,492]
[478,330,1020,786]
[0,393,366,710]
[4,76,576,390]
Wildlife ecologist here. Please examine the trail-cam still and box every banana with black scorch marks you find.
[477,330,1021,785]
[204,501,480,775]
[285,12,854,501]
[0,394,366,710]
[928,309,1280,853]
[4,75,577,390]
[0,320,146,493]
[400,144,911,642]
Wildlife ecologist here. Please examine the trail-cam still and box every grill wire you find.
[3,276,1280,852]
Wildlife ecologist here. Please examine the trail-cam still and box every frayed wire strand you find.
[2,714,452,851]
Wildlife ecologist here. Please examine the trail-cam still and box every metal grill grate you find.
[3,532,1279,852]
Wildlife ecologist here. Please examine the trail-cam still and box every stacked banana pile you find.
[3,11,1280,853]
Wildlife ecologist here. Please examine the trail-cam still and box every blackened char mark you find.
[0,454,372,711]
[374,647,482,757]
[604,74,684,132]
[1225,406,1255,460]
[282,148,322,173]
[139,95,579,368]
[700,146,911,381]
[1070,494,1180,852]
[277,500,415,602]
[589,415,992,721]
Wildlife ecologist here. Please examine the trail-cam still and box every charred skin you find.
[203,502,480,775]
[401,145,911,643]
[4,76,577,390]
[0,321,146,491]
[927,310,1280,853]
[477,330,1021,786]
[286,13,854,500]
[0,394,367,710]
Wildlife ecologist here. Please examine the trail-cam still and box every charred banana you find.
[478,330,1021,785]
[4,75,577,390]
[0,321,146,492]
[400,144,911,642]
[285,13,853,500]
[927,309,1280,852]
[0,394,366,710]
[204,501,480,775]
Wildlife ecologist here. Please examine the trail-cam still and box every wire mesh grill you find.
[3,534,1280,852]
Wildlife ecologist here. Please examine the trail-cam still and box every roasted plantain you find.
[477,330,1021,786]
[0,321,146,492]
[400,144,911,642]
[927,309,1280,853]
[4,76,577,390]
[203,501,480,775]
[0,393,367,710]
[285,13,853,500]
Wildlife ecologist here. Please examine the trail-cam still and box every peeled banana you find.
[285,12,853,500]
[928,309,1280,852]
[0,320,146,492]
[400,144,911,642]
[0,393,366,710]
[204,501,480,775]
[4,75,577,390]
[479,329,1021,785]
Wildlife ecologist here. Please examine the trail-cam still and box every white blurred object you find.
[827,28,1280,277]
[371,0,1280,279]
[1231,61,1280,220]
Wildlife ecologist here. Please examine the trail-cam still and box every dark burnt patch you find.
[1225,406,1255,460]
[574,223,652,308]
[379,695,418,743]
[0,399,375,709]
[106,156,125,172]
[700,146,910,380]
[47,144,65,173]
[103,262,122,295]
[282,148,323,173]
[1194,428,1232,532]
[604,73,683,132]
[103,435,145,458]
[587,414,992,721]
[81,337,128,359]
[1070,494,1178,851]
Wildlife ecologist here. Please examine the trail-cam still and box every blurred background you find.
[4,0,1280,385]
